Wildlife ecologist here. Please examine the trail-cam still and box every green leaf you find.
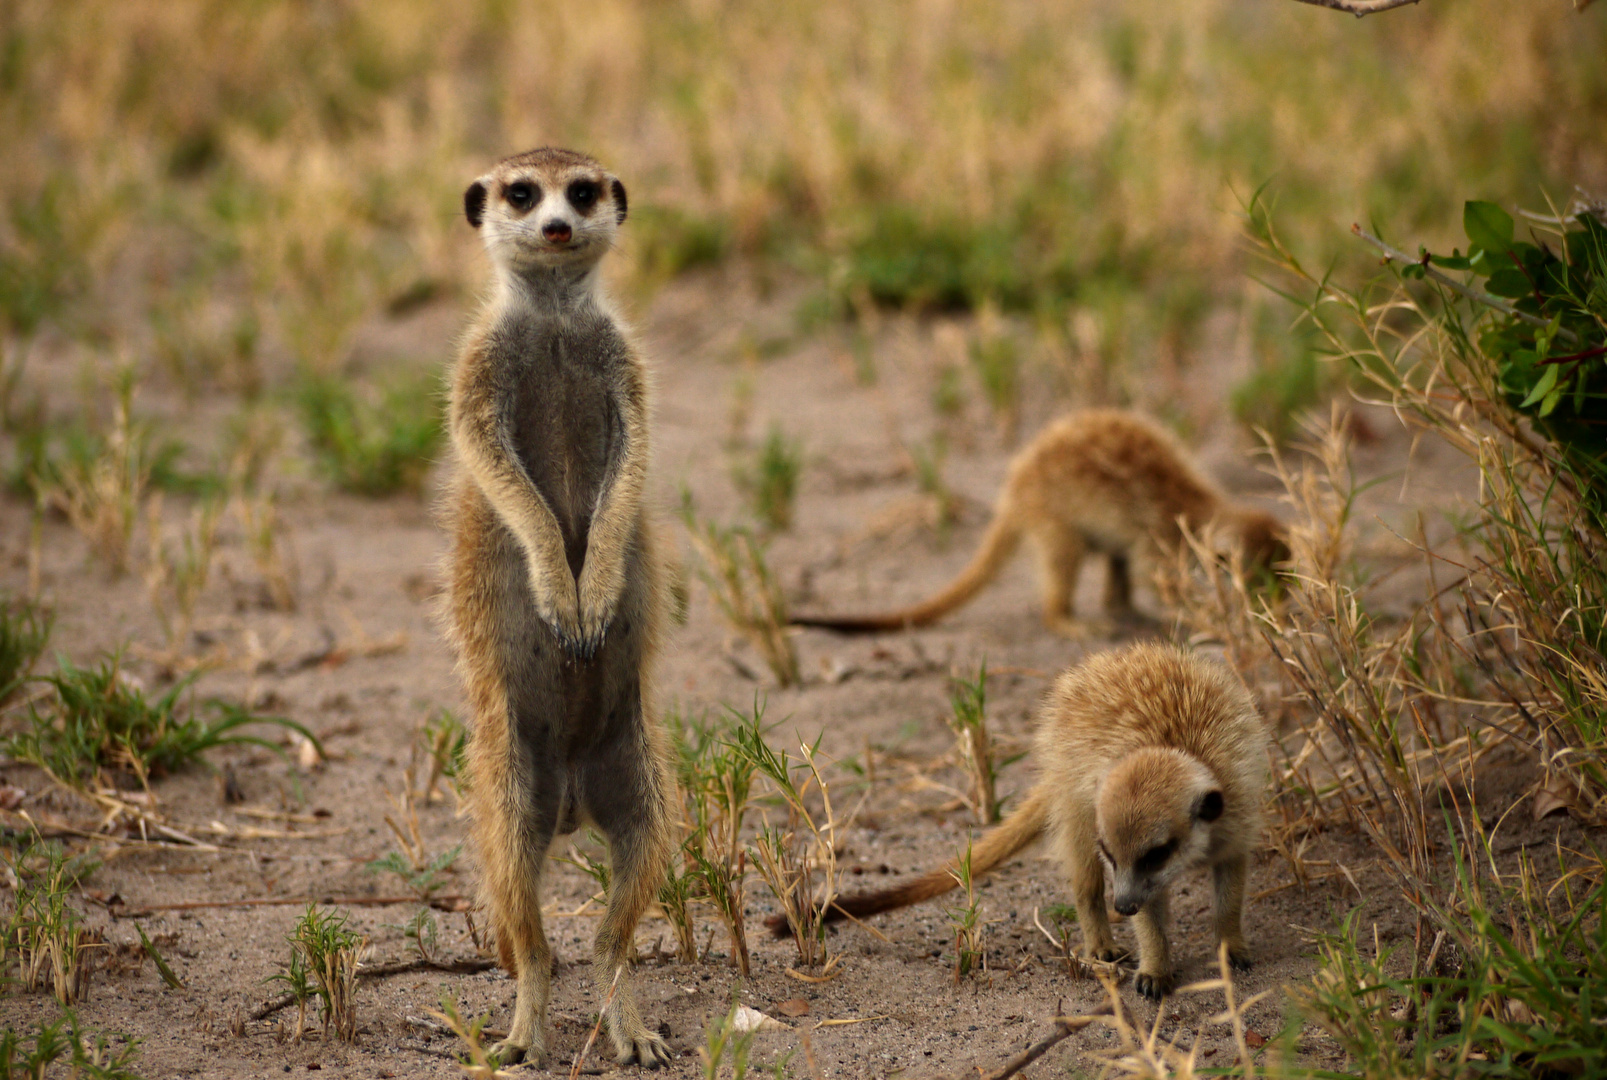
[1486,266,1531,298]
[1539,385,1564,417]
[1519,363,1559,409]
[1429,253,1473,271]
[1465,200,1514,254]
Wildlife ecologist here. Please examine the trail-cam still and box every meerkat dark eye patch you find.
[1135,839,1179,875]
[611,178,627,224]
[1196,790,1225,823]
[504,181,537,212]
[567,179,600,214]
[464,182,487,228]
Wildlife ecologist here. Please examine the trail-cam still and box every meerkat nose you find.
[542,220,573,243]
[1114,896,1141,917]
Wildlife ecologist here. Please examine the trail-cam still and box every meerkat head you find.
[463,147,627,276]
[1236,510,1290,573]
[1094,748,1224,917]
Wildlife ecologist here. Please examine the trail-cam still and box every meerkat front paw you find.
[1134,969,1174,1000]
[1227,947,1253,972]
[489,1037,547,1068]
[575,566,623,656]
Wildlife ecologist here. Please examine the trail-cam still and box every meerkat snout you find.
[1098,749,1224,918]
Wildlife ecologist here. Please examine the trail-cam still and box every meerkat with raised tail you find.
[442,147,674,1067]
[770,643,1267,999]
[792,409,1287,637]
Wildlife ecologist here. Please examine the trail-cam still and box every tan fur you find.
[441,147,674,1068]
[792,410,1287,636]
[774,643,1267,1000]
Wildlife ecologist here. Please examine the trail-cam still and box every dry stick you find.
[249,956,496,1021]
[1289,0,1421,15]
[135,894,470,912]
[968,1005,1114,1080]
[1351,225,1581,345]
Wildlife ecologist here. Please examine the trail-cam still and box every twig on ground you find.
[250,955,495,1020]
[969,1004,1114,1080]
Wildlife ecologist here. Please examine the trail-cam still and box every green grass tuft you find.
[2,652,320,789]
[296,372,441,496]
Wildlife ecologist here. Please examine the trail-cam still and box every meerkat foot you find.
[1086,945,1129,964]
[1227,948,1253,972]
[613,1027,673,1069]
[1046,615,1113,640]
[1134,970,1174,1000]
[489,1037,546,1068]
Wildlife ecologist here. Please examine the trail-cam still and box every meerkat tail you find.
[790,512,1023,632]
[765,786,1049,938]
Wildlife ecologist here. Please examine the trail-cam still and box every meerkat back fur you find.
[442,147,674,1067]
[792,409,1287,637]
[772,643,1268,999]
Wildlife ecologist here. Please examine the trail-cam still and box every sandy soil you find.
[0,270,1595,1079]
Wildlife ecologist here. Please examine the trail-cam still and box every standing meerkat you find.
[772,643,1267,999]
[792,409,1287,637]
[442,147,674,1067]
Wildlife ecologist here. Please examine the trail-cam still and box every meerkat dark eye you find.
[567,179,599,212]
[505,182,537,211]
[1135,839,1178,875]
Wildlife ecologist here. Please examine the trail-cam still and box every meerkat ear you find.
[1196,790,1225,823]
[464,182,487,229]
[611,178,628,224]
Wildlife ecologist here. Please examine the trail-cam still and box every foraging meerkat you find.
[792,410,1287,637]
[773,643,1267,999]
[442,147,674,1067]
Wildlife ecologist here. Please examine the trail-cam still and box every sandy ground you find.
[0,270,1595,1079]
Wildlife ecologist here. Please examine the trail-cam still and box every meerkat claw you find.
[489,1039,538,1067]
[1135,972,1173,1001]
[1228,949,1253,972]
[618,1031,674,1069]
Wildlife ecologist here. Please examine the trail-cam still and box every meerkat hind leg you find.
[584,752,673,1068]
[1103,552,1134,617]
[483,772,563,1065]
[1031,527,1109,639]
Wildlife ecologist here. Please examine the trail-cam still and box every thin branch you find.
[966,1005,1114,1080]
[250,955,496,1020]
[1351,225,1581,346]
[1289,0,1422,14]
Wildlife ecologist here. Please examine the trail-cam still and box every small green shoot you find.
[0,1013,143,1080]
[680,503,799,687]
[0,593,51,703]
[944,836,984,983]
[272,905,364,1043]
[948,663,1007,825]
[733,425,803,532]
[968,329,1021,441]
[2,840,103,1005]
[428,990,509,1077]
[700,991,762,1080]
[134,923,184,989]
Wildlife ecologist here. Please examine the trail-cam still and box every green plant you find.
[0,594,51,703]
[944,837,985,983]
[909,434,961,537]
[57,369,149,576]
[427,990,506,1075]
[0,1013,143,1080]
[555,830,612,900]
[415,708,467,804]
[969,327,1022,441]
[732,715,838,972]
[271,905,364,1043]
[140,494,223,648]
[734,426,803,532]
[3,654,320,791]
[295,372,441,496]
[670,704,761,973]
[699,991,763,1080]
[1230,307,1330,444]
[948,664,1017,825]
[365,844,462,902]
[680,504,800,687]
[1,841,102,1005]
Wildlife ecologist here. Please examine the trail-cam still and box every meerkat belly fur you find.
[792,410,1287,637]
[771,643,1268,999]
[442,147,674,1067]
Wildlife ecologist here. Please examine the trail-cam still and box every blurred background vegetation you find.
[1,1,1603,404]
